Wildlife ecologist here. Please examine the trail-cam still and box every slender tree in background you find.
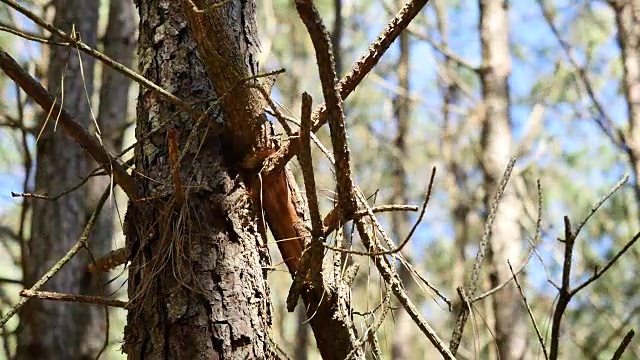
[610,0,640,206]
[478,0,527,358]
[390,0,415,358]
[433,0,473,310]
[89,0,136,250]
[15,0,103,358]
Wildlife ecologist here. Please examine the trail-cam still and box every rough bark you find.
[390,2,414,357]
[611,0,640,208]
[478,0,527,359]
[331,0,343,78]
[123,1,271,358]
[180,1,360,359]
[15,1,102,359]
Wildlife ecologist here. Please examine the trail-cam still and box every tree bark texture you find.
[180,1,360,358]
[16,1,104,359]
[478,0,527,359]
[123,1,271,358]
[611,0,640,209]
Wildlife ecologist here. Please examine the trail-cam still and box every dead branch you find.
[323,204,419,235]
[88,248,127,273]
[295,0,354,217]
[549,175,639,360]
[449,157,516,355]
[0,47,140,199]
[0,186,110,326]
[20,290,127,308]
[285,92,326,312]
[536,0,625,150]
[263,0,433,175]
[0,0,197,119]
[508,260,548,360]
[321,168,435,257]
[294,2,452,357]
[611,330,635,360]
[472,179,543,303]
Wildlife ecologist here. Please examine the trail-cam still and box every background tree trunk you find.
[611,0,640,208]
[88,0,136,247]
[390,1,414,357]
[16,1,103,358]
[478,0,527,358]
[123,1,272,358]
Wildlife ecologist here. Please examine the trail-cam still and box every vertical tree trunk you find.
[391,2,413,357]
[478,0,527,359]
[87,0,136,293]
[16,1,102,359]
[611,0,640,208]
[123,1,271,358]
[434,0,471,308]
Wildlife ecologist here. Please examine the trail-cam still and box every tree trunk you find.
[478,0,527,359]
[390,2,414,357]
[611,0,640,209]
[87,0,136,296]
[16,1,102,359]
[122,1,272,358]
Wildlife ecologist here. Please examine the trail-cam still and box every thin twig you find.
[1,0,198,119]
[0,47,140,198]
[508,260,548,359]
[0,186,111,326]
[574,175,629,238]
[323,204,419,235]
[262,0,433,175]
[570,230,640,297]
[322,168,435,257]
[536,0,625,150]
[449,157,516,355]
[473,179,543,302]
[0,23,69,46]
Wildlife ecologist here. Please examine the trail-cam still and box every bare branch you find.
[295,0,354,219]
[450,157,516,355]
[263,0,433,174]
[574,175,629,238]
[536,0,626,150]
[299,93,323,237]
[1,0,197,119]
[0,186,110,326]
[323,204,419,235]
[570,230,640,297]
[611,330,635,360]
[0,47,140,198]
[508,260,548,360]
[549,175,637,360]
[20,290,127,308]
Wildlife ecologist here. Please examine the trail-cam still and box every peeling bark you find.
[179,1,360,358]
[123,1,271,358]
